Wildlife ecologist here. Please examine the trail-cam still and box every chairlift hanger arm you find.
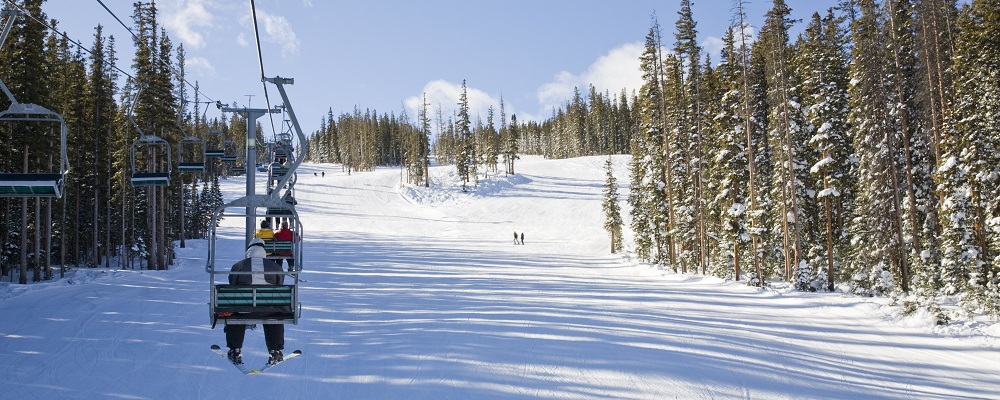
[264,76,307,196]
[0,8,22,105]
[127,84,148,137]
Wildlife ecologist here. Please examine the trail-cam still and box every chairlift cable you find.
[1,0,220,107]
[93,0,218,105]
[249,0,279,144]
[4,0,214,106]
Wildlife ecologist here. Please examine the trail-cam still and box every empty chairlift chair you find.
[204,128,226,158]
[177,136,206,172]
[125,85,171,187]
[0,9,70,198]
[130,136,172,186]
[0,103,70,197]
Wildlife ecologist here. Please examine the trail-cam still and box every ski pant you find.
[225,323,284,351]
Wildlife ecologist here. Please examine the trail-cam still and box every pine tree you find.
[630,24,668,264]
[603,158,623,253]
[673,0,708,274]
[796,10,853,292]
[761,0,813,283]
[950,0,1000,314]
[846,0,906,295]
[707,27,752,280]
[455,80,473,191]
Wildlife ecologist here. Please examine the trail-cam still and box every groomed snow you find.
[1,155,998,399]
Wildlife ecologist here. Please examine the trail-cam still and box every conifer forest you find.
[2,0,1000,321]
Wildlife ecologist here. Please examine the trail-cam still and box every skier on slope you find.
[224,238,285,365]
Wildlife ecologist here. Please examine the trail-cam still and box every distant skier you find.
[520,232,525,245]
[321,171,325,177]
[514,231,520,245]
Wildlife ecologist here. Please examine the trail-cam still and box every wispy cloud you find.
[242,8,301,57]
[536,43,644,114]
[160,0,215,49]
[186,56,216,77]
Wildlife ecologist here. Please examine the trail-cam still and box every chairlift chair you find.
[206,195,303,327]
[0,9,70,198]
[0,104,70,197]
[220,139,237,163]
[125,85,171,186]
[177,136,205,172]
[130,135,172,186]
[205,128,225,157]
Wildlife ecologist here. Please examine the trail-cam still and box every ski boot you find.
[268,349,283,365]
[227,348,242,365]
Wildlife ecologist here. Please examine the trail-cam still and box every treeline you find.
[610,0,999,319]
[307,106,428,183]
[0,1,247,281]
[305,79,638,188]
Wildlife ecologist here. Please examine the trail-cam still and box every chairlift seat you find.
[130,172,170,186]
[269,166,289,178]
[0,173,64,197]
[178,162,205,172]
[231,167,246,175]
[263,240,294,259]
[212,284,298,325]
[267,207,293,216]
[204,149,225,157]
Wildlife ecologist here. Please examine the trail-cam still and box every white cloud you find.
[160,0,215,49]
[236,32,248,48]
[536,43,644,114]
[186,56,216,77]
[702,36,724,62]
[245,9,301,57]
[404,80,513,132]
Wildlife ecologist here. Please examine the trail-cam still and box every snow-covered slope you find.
[1,156,998,399]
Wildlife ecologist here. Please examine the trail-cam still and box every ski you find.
[211,344,253,374]
[211,345,301,375]
[246,350,301,374]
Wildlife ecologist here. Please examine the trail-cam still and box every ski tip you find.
[211,344,222,350]
[292,350,302,355]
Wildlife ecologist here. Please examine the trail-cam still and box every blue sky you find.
[39,0,831,136]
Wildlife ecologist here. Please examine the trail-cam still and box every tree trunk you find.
[19,146,28,284]
[33,196,40,282]
[179,175,186,248]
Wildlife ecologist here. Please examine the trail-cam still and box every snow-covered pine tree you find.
[629,23,668,264]
[796,10,853,292]
[673,0,709,274]
[603,158,624,253]
[455,80,473,190]
[950,0,1000,315]
[747,39,779,283]
[761,0,816,284]
[706,27,752,281]
[845,0,906,296]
